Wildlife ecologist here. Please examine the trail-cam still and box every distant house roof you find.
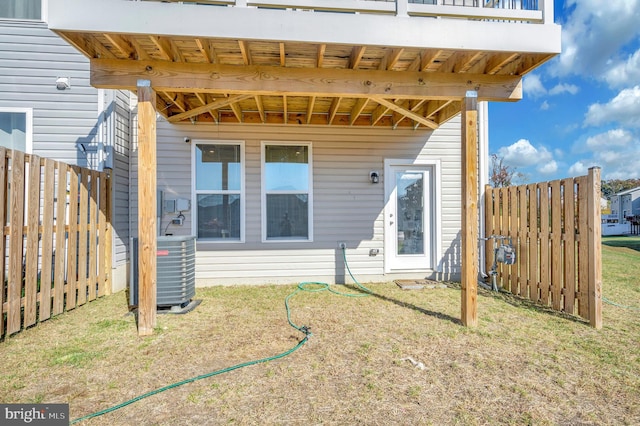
[615,186,640,196]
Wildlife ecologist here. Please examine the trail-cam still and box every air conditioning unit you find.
[130,236,196,311]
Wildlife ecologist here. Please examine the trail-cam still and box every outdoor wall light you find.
[56,77,71,90]
[370,171,380,184]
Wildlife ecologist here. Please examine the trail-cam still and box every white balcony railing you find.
[139,0,553,24]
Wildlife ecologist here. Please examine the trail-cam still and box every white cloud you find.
[548,83,579,96]
[523,74,547,99]
[540,100,550,111]
[568,161,591,176]
[584,86,640,127]
[552,0,640,86]
[585,129,634,150]
[537,160,558,175]
[497,139,554,169]
[604,48,640,88]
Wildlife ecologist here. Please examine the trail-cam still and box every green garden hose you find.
[71,247,371,424]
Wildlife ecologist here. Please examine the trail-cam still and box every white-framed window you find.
[192,140,245,242]
[0,0,44,21]
[261,142,313,242]
[0,108,33,153]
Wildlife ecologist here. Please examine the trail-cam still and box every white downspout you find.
[478,101,489,278]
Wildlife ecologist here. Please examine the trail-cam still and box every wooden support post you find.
[587,167,602,329]
[461,91,478,327]
[137,80,157,336]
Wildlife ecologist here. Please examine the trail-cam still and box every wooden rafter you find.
[149,36,174,61]
[486,52,519,75]
[328,97,341,124]
[195,38,213,63]
[371,103,390,126]
[317,44,326,68]
[128,36,151,61]
[166,94,252,122]
[394,98,427,127]
[283,95,288,124]
[255,95,266,123]
[238,40,252,65]
[103,33,135,59]
[350,98,368,125]
[350,46,366,69]
[229,100,243,122]
[380,48,404,71]
[372,97,438,129]
[306,96,316,124]
[279,43,286,66]
[421,49,444,71]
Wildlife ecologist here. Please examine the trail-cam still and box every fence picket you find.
[77,169,89,306]
[66,166,79,310]
[0,148,7,337]
[499,187,509,289]
[39,159,55,321]
[518,185,529,298]
[7,150,25,335]
[527,183,539,302]
[88,171,98,301]
[538,182,550,305]
[98,173,107,297]
[24,155,41,327]
[509,186,518,294]
[563,179,576,314]
[551,180,563,311]
[577,177,589,318]
[53,163,68,316]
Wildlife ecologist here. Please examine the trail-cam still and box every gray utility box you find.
[130,236,196,309]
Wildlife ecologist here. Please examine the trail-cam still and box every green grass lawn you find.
[0,237,639,425]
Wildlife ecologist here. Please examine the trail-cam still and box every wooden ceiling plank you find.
[350,46,366,69]
[238,40,252,65]
[349,97,368,126]
[167,94,253,122]
[61,33,98,58]
[103,33,135,59]
[421,49,444,71]
[372,97,438,129]
[386,48,405,71]
[486,52,520,75]
[91,59,523,101]
[128,36,151,61]
[148,36,173,61]
[455,51,485,73]
[255,95,265,123]
[306,96,316,124]
[317,44,326,68]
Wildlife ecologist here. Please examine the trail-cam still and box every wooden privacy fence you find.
[484,167,602,328]
[0,148,112,339]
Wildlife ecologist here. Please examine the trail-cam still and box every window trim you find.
[191,139,245,243]
[0,0,46,22]
[261,141,313,243]
[0,107,33,153]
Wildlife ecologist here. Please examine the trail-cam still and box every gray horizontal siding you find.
[0,20,131,273]
[130,118,464,285]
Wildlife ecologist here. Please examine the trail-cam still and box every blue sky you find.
[488,0,640,183]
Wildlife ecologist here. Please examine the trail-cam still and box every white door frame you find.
[384,158,442,273]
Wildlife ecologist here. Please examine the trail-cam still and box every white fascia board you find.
[48,0,561,54]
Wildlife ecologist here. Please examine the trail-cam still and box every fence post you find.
[587,167,602,329]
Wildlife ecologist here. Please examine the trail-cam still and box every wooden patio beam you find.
[372,97,438,129]
[137,80,157,337]
[461,91,478,327]
[90,59,522,101]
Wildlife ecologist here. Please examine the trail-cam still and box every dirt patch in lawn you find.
[1,271,639,425]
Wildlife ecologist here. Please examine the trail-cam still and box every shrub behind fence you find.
[484,167,602,328]
[0,148,112,339]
